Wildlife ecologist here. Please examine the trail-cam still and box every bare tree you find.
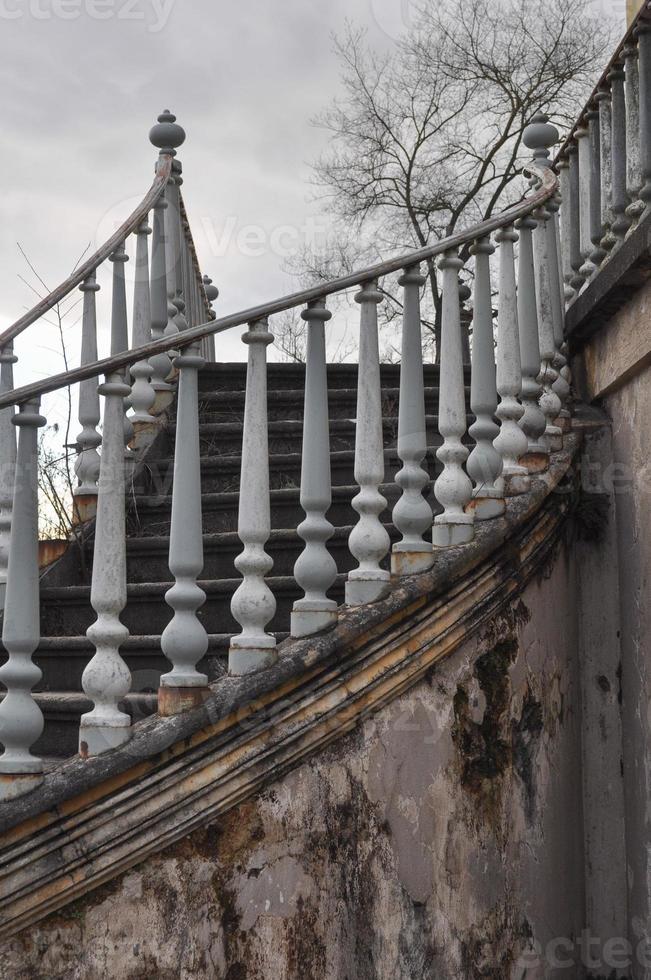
[292,0,614,357]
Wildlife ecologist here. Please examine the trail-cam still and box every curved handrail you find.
[0,164,557,411]
[0,153,174,348]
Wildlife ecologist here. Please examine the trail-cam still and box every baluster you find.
[346,281,391,600]
[170,167,188,333]
[466,238,504,520]
[391,265,433,573]
[0,344,17,588]
[229,318,277,675]
[576,125,596,281]
[433,250,474,544]
[73,275,101,521]
[568,144,585,293]
[129,218,156,424]
[203,275,219,362]
[532,205,563,453]
[516,214,548,473]
[557,158,575,302]
[492,226,529,496]
[109,243,135,474]
[291,299,338,635]
[149,192,173,393]
[637,22,651,213]
[159,340,210,713]
[79,371,132,756]
[548,192,572,423]
[587,105,606,271]
[609,62,631,242]
[624,40,645,226]
[597,87,617,256]
[0,399,46,800]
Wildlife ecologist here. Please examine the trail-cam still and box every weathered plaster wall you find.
[575,275,651,979]
[0,547,587,980]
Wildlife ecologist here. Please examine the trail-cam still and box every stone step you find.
[159,414,451,458]
[39,574,349,638]
[128,481,408,536]
[119,523,398,583]
[197,362,458,394]
[192,386,457,423]
[132,446,444,498]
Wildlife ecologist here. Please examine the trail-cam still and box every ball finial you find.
[203,275,219,304]
[523,111,559,163]
[149,110,186,155]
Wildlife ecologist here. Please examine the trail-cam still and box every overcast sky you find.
[0,0,626,429]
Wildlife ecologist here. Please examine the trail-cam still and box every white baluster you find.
[149,193,173,392]
[345,281,391,602]
[229,318,278,675]
[73,274,101,522]
[0,344,17,590]
[532,204,563,453]
[433,250,474,544]
[624,40,645,226]
[148,110,186,369]
[129,217,156,424]
[598,86,617,256]
[109,244,135,474]
[79,372,132,756]
[0,399,46,800]
[159,341,210,713]
[516,215,548,473]
[557,158,575,303]
[576,125,596,282]
[466,238,504,521]
[203,275,218,363]
[391,264,433,574]
[169,167,189,334]
[493,226,530,496]
[291,299,338,636]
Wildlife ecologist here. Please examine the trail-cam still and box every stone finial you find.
[523,112,559,165]
[149,110,186,156]
[202,275,219,304]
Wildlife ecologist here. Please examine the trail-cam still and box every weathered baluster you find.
[610,62,631,242]
[576,125,596,282]
[637,22,651,214]
[129,218,156,424]
[493,227,530,496]
[346,281,391,600]
[598,87,617,256]
[624,40,645,226]
[557,158,575,302]
[149,110,186,353]
[587,105,606,271]
[433,250,474,544]
[533,206,563,453]
[466,238,504,521]
[291,299,338,635]
[170,168,188,334]
[229,318,277,675]
[391,265,433,573]
[0,344,17,588]
[159,340,210,713]
[149,193,173,393]
[0,399,46,800]
[109,244,135,474]
[73,275,101,521]
[516,215,548,473]
[79,371,132,756]
[203,275,219,362]
[568,144,585,293]
[548,192,572,422]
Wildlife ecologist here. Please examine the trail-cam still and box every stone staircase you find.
[31,361,469,758]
